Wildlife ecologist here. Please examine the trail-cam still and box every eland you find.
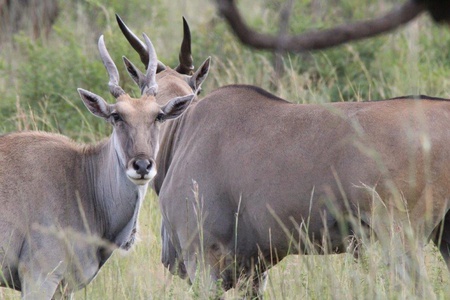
[117,16,450,299]
[0,33,195,299]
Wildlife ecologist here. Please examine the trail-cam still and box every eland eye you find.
[111,113,122,123]
[155,113,164,123]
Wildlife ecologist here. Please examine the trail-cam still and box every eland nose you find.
[132,159,152,176]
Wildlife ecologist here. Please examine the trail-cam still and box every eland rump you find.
[118,15,450,298]
[0,34,194,299]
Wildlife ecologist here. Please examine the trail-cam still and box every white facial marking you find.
[126,166,157,185]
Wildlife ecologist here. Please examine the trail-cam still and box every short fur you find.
[0,128,147,297]
[154,84,450,297]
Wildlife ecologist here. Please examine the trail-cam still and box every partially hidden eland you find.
[117,15,450,299]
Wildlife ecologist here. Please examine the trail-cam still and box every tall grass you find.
[1,0,450,299]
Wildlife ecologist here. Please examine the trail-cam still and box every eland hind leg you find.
[432,212,450,271]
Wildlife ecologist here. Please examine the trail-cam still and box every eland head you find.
[78,34,195,185]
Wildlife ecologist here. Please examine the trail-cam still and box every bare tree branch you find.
[216,0,426,52]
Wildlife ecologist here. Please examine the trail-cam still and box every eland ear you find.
[123,56,149,94]
[123,56,145,87]
[78,88,112,119]
[189,57,210,91]
[159,94,195,121]
[157,61,167,73]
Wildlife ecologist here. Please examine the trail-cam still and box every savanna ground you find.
[1,0,450,299]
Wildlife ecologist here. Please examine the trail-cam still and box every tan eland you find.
[0,33,195,299]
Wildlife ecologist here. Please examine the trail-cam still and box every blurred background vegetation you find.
[1,0,449,140]
[1,0,450,299]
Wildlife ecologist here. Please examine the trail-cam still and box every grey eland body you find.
[156,88,450,295]
[117,15,450,299]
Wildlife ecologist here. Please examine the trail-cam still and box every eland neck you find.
[82,136,147,248]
